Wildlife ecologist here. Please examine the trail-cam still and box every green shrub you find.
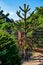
[0,30,21,65]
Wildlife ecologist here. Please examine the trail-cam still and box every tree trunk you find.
[23,12,27,59]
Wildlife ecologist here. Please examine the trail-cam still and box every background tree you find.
[32,27,43,48]
[31,6,43,48]
[0,10,9,19]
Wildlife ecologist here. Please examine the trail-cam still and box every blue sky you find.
[0,0,43,20]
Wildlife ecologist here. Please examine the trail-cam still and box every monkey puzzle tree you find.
[16,4,35,59]
[16,4,34,49]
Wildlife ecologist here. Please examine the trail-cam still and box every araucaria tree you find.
[0,10,9,19]
[16,4,34,49]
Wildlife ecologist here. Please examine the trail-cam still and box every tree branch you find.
[16,11,24,19]
[0,13,9,19]
[0,10,3,15]
[19,6,24,12]
[26,11,35,20]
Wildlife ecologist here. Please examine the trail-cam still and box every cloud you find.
[4,11,15,15]
[9,12,15,15]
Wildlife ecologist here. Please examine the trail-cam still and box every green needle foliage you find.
[0,10,9,19]
[0,30,21,65]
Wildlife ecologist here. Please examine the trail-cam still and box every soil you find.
[21,52,43,65]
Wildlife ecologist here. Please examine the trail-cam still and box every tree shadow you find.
[21,49,32,64]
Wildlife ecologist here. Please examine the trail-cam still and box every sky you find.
[0,0,43,20]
